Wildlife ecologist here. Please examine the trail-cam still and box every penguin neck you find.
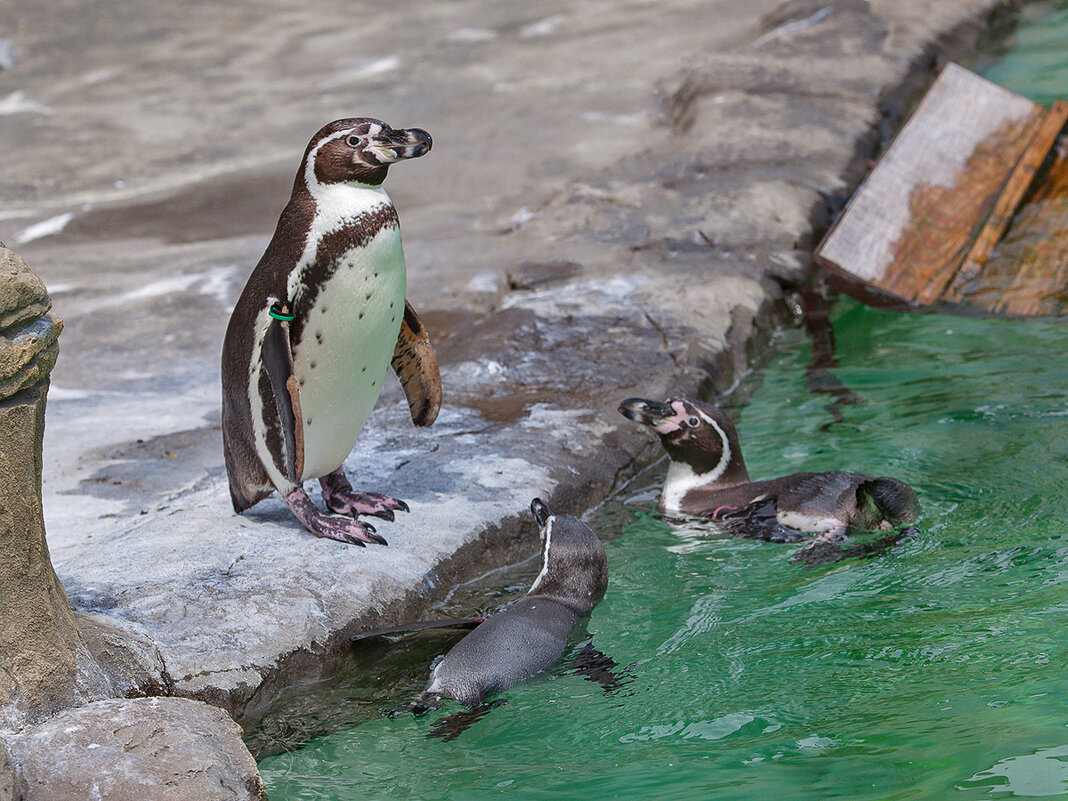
[661,439,749,513]
[309,181,393,226]
[526,519,606,616]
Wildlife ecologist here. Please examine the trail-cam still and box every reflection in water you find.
[960,743,1068,797]
[800,278,866,430]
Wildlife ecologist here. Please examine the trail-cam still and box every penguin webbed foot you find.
[796,525,917,567]
[569,642,636,696]
[283,488,388,546]
[402,693,444,717]
[320,468,409,521]
[790,526,849,565]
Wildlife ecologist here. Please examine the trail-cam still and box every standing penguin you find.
[412,498,609,711]
[222,118,440,545]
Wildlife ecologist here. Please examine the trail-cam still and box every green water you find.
[259,305,1068,800]
[976,2,1068,106]
[259,15,1068,801]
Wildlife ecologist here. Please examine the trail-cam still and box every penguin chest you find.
[292,229,406,480]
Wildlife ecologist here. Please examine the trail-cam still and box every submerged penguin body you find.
[618,396,919,542]
[415,499,608,709]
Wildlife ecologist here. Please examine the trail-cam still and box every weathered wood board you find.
[964,137,1068,315]
[815,62,1068,316]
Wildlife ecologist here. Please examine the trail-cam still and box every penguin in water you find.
[222,118,440,545]
[618,396,919,556]
[411,498,609,713]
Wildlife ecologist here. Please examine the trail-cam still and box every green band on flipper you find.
[269,304,295,322]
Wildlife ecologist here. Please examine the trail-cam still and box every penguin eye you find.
[687,416,700,428]
[346,134,361,147]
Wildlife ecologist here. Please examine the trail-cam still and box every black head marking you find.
[301,118,432,188]
[619,396,749,482]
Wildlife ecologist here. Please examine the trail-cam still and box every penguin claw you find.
[321,483,409,521]
[283,488,388,546]
[312,516,386,546]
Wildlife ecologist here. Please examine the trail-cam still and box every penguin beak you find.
[530,498,553,529]
[618,398,674,427]
[618,397,686,435]
[368,127,432,163]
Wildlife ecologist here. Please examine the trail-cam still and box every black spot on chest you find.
[291,203,399,347]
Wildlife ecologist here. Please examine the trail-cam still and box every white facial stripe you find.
[527,517,555,595]
[660,407,732,513]
[303,129,353,193]
[695,407,732,480]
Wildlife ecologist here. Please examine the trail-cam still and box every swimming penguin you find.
[412,498,608,711]
[618,397,919,550]
[222,118,440,545]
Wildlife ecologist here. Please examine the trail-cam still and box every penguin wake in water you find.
[406,499,629,739]
[618,396,919,560]
[222,118,440,545]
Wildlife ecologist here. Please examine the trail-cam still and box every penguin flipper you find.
[261,310,304,484]
[392,300,442,427]
[713,499,807,543]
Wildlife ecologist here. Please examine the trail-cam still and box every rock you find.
[504,260,583,291]
[0,248,113,729]
[4,697,265,801]
[0,246,169,731]
[0,248,49,333]
[75,612,172,699]
[0,743,14,801]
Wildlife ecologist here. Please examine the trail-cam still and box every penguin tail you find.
[857,477,920,526]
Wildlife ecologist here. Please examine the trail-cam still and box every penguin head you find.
[618,396,747,483]
[527,498,607,613]
[302,118,432,188]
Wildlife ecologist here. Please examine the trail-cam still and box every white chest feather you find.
[661,461,712,513]
[292,225,406,480]
[775,510,842,533]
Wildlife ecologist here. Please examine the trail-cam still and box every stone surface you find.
[0,251,222,794]
[0,259,116,731]
[0,248,48,332]
[0,743,13,801]
[0,0,1003,738]
[4,697,265,801]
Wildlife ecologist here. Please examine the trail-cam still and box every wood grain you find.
[815,63,1048,309]
[943,100,1068,304]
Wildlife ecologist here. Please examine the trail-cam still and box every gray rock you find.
[76,612,172,699]
[0,742,14,801]
[4,697,264,801]
[0,249,113,731]
[0,248,49,333]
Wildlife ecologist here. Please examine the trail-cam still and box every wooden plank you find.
[942,100,1068,303]
[816,63,1045,308]
[980,133,1068,316]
